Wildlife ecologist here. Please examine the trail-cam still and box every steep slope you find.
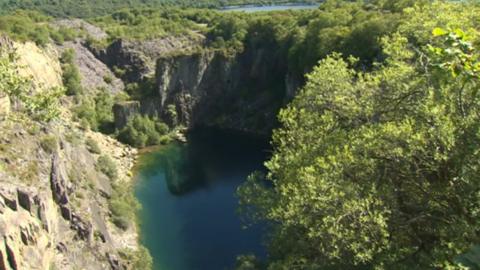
[0,36,142,270]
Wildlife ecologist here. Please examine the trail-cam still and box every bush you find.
[61,50,83,96]
[86,137,102,154]
[60,49,75,64]
[40,135,58,154]
[73,91,114,133]
[109,182,140,231]
[119,247,153,270]
[113,66,126,77]
[103,74,113,84]
[97,155,117,180]
[117,115,169,147]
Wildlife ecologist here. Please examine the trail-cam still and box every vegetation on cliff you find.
[0,49,63,121]
[118,115,170,148]
[238,2,480,268]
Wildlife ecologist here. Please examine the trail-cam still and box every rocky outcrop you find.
[102,35,301,134]
[149,46,293,134]
[50,153,70,208]
[0,184,56,270]
[90,36,204,83]
[0,36,141,270]
[113,101,140,129]
[14,42,63,91]
[59,42,124,94]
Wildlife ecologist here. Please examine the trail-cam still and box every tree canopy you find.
[238,1,480,269]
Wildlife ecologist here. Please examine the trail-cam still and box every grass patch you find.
[109,181,139,231]
[40,135,58,153]
[96,155,118,180]
[86,137,102,154]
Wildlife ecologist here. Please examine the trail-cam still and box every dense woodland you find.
[0,0,320,17]
[1,0,480,269]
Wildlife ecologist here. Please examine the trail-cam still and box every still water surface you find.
[221,4,319,12]
[135,129,270,270]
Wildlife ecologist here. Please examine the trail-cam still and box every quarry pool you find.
[221,4,319,12]
[135,128,270,270]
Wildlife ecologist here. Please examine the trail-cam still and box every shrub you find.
[65,130,83,146]
[86,137,102,154]
[103,74,113,84]
[109,182,140,231]
[73,91,114,133]
[40,135,58,154]
[113,66,126,77]
[61,49,83,96]
[155,122,169,135]
[60,49,75,64]
[117,115,169,147]
[119,247,153,270]
[97,155,117,180]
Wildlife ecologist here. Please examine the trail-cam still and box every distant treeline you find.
[0,0,321,18]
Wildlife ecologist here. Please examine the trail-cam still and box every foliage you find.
[40,135,58,153]
[86,137,102,154]
[91,8,206,41]
[109,181,140,231]
[0,49,63,122]
[97,155,118,180]
[73,90,115,133]
[0,0,321,18]
[124,77,157,100]
[117,115,170,148]
[0,10,80,46]
[61,49,83,96]
[238,27,480,269]
[119,246,153,270]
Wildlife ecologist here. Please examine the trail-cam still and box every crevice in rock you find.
[0,248,6,270]
[4,238,17,270]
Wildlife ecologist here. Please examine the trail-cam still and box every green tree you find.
[238,29,480,269]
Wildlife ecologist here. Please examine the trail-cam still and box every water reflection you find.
[145,128,270,195]
[135,128,270,270]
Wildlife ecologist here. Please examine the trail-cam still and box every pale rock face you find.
[0,35,139,270]
[14,42,63,91]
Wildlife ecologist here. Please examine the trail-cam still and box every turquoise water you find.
[221,4,319,12]
[135,129,270,270]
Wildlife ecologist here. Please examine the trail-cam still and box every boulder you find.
[50,154,69,206]
[0,188,17,211]
[17,189,34,213]
[71,213,93,243]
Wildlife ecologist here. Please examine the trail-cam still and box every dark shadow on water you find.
[135,127,271,270]
[143,128,271,196]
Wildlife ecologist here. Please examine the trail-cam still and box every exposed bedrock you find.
[108,39,303,135]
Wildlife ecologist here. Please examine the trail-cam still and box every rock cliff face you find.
[91,36,204,83]
[0,119,138,270]
[151,47,290,134]
[108,40,299,135]
[0,36,140,270]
